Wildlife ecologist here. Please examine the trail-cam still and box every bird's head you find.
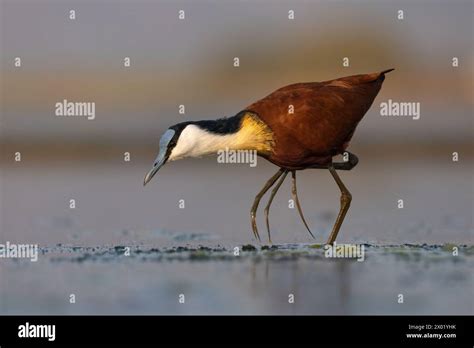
[143,112,275,186]
[143,121,193,186]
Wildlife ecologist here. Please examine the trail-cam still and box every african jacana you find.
[144,69,394,244]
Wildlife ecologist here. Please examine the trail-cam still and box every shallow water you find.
[2,243,473,315]
[1,151,473,314]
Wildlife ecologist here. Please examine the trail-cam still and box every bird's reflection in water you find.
[337,260,350,313]
[248,250,352,314]
[249,256,272,284]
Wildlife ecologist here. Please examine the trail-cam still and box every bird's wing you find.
[246,71,389,163]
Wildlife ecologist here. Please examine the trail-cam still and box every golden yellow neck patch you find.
[235,112,275,155]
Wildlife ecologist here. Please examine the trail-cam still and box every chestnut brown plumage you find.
[144,69,394,244]
[247,69,394,169]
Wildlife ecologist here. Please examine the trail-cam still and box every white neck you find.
[168,124,252,161]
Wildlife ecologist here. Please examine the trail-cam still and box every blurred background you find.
[0,0,472,315]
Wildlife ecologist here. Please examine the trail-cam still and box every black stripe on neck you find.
[193,110,246,135]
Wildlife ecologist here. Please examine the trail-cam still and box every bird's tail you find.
[377,68,395,82]
[381,68,395,75]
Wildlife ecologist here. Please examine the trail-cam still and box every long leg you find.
[263,170,288,244]
[291,171,315,239]
[251,168,285,242]
[327,165,352,245]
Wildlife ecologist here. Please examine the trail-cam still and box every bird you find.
[144,69,394,245]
